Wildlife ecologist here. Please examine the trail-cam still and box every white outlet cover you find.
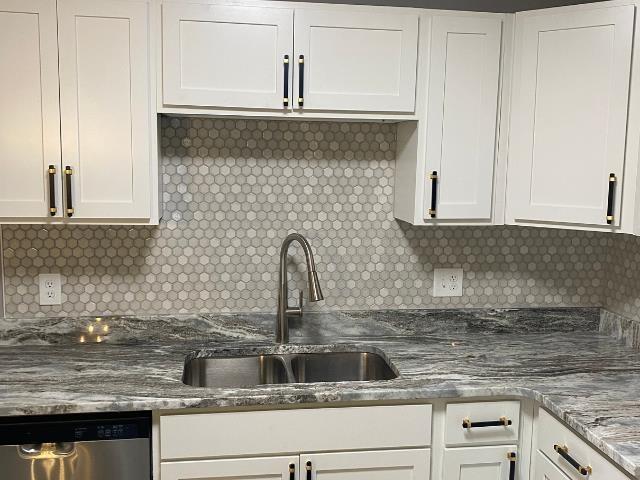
[39,273,62,306]
[433,268,463,297]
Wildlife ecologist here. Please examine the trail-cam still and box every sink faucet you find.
[276,233,324,343]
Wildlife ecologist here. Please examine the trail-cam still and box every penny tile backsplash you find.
[0,118,615,317]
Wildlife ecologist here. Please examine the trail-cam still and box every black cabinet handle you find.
[606,173,617,224]
[298,55,304,107]
[305,461,311,480]
[283,55,290,107]
[508,451,516,480]
[429,171,438,218]
[289,463,295,480]
[64,166,74,217]
[48,165,57,216]
[554,444,592,476]
[462,416,512,429]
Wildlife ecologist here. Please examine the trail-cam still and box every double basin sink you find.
[182,348,398,388]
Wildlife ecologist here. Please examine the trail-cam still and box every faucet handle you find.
[286,290,304,317]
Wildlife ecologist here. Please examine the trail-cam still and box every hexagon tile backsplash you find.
[0,117,613,317]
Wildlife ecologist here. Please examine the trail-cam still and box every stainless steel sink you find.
[182,349,398,388]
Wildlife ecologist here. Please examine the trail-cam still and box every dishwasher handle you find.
[18,442,76,459]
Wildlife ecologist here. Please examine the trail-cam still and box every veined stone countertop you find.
[1,308,639,478]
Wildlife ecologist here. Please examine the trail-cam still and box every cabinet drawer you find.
[445,401,520,446]
[536,408,630,480]
[161,405,432,460]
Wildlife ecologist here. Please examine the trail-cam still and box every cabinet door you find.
[163,4,293,110]
[442,445,516,480]
[294,10,418,112]
[0,0,61,218]
[161,456,298,480]
[57,0,152,220]
[424,16,502,221]
[508,5,634,228]
[303,449,430,480]
[532,451,570,480]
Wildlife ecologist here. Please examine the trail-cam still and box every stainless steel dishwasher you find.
[0,411,151,479]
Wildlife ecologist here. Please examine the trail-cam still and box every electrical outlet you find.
[39,273,62,306]
[433,268,463,297]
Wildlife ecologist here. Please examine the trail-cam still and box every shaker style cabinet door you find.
[302,449,430,480]
[442,445,516,480]
[0,0,61,218]
[294,10,418,112]
[161,456,298,480]
[57,0,153,220]
[424,15,502,221]
[162,4,293,110]
[507,5,634,228]
[532,451,570,480]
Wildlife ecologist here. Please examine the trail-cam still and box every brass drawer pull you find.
[508,451,516,480]
[283,55,290,107]
[606,173,616,224]
[64,166,74,217]
[47,165,57,216]
[462,416,512,429]
[554,444,592,476]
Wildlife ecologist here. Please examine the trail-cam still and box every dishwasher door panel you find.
[0,438,150,480]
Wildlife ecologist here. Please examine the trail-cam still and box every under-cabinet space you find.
[506,4,634,230]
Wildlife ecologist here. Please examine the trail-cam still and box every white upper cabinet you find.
[0,0,61,219]
[507,5,634,229]
[162,4,293,110]
[58,0,154,220]
[393,12,505,226]
[293,10,419,113]
[424,15,502,221]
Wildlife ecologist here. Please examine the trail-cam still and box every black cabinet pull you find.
[508,451,516,480]
[462,416,512,429]
[47,165,57,216]
[554,444,592,476]
[606,173,617,224]
[298,55,304,107]
[283,55,290,107]
[64,166,74,217]
[305,461,311,480]
[429,171,438,218]
[289,463,295,480]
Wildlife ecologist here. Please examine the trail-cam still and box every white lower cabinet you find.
[161,456,298,480]
[533,408,631,480]
[442,445,517,480]
[532,451,570,480]
[303,449,430,480]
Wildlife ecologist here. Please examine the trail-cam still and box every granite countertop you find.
[1,308,640,478]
